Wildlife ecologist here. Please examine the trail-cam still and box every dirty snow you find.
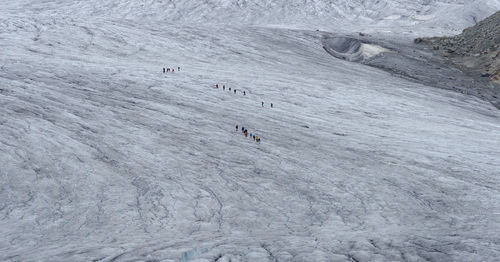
[1,1,500,261]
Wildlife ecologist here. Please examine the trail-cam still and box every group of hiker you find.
[215,84,246,96]
[163,67,180,73]
[215,84,275,109]
[157,67,273,144]
[236,125,261,143]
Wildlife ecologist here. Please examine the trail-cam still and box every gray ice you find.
[1,1,499,261]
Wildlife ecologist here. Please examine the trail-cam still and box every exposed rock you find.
[413,11,500,108]
[416,11,500,85]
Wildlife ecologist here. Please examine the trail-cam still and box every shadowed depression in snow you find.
[1,1,500,261]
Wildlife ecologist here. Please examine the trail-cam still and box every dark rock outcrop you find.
[415,11,500,84]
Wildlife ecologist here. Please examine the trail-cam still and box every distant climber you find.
[229,87,231,91]
[241,126,245,132]
[253,135,256,140]
[163,68,166,73]
[236,125,238,131]
[234,89,237,94]
[167,68,170,72]
[172,69,175,72]
[262,101,264,107]
[249,132,252,138]
[243,91,246,95]
[178,66,180,71]
[223,85,226,91]
[216,84,219,88]
[271,103,273,108]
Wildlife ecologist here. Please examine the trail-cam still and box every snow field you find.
[1,1,500,261]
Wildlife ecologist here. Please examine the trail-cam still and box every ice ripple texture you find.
[1,1,500,261]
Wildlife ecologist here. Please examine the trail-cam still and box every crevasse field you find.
[1,1,500,261]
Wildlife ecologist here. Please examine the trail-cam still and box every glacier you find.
[1,1,499,261]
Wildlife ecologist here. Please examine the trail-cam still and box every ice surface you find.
[360,44,390,59]
[1,1,499,261]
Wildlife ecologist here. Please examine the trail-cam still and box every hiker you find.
[249,132,252,138]
[178,66,180,71]
[241,127,245,132]
[223,85,225,91]
[262,101,264,107]
[172,69,175,72]
[234,89,237,94]
[163,68,166,73]
[245,131,248,137]
[243,91,246,96]
[253,135,256,140]
[167,68,170,72]
[229,87,231,91]
[271,103,273,108]
[216,84,219,88]
[236,125,238,131]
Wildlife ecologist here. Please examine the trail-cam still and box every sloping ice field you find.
[1,1,500,261]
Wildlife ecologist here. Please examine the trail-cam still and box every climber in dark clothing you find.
[236,125,238,131]
[234,89,236,94]
[262,101,264,107]
[271,103,273,108]
[243,91,246,95]
[163,68,166,73]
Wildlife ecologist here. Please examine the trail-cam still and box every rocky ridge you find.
[416,11,500,84]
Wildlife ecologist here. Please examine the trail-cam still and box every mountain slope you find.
[5,0,500,34]
[418,11,500,83]
[1,1,500,261]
